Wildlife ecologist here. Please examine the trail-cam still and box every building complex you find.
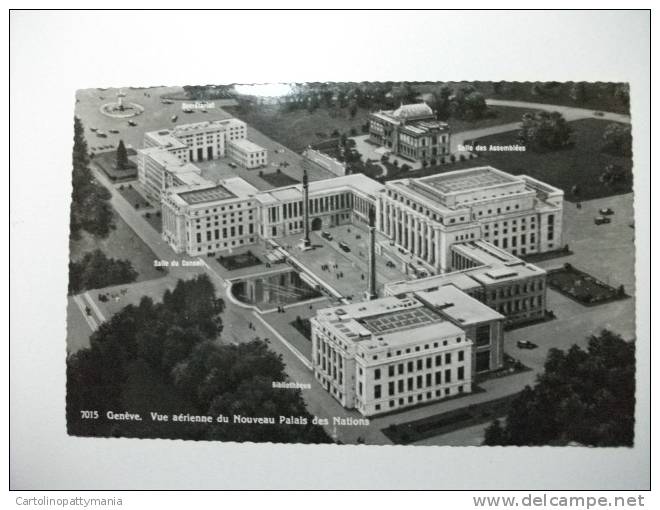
[134,119,565,418]
[368,103,451,164]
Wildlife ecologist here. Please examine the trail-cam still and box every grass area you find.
[290,316,312,341]
[69,211,164,282]
[547,264,628,306]
[388,119,633,201]
[118,184,152,209]
[93,150,137,181]
[225,104,370,153]
[260,170,299,188]
[144,211,162,233]
[218,251,262,271]
[447,105,535,133]
[382,392,519,445]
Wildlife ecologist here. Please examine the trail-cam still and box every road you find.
[451,99,632,153]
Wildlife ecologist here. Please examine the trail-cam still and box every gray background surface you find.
[9,10,651,489]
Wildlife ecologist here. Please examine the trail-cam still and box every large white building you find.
[311,289,505,416]
[376,166,564,274]
[161,173,383,255]
[137,119,267,202]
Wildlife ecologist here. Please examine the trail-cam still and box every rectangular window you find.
[374,385,381,399]
[445,369,451,383]
[374,368,381,380]
[476,324,491,346]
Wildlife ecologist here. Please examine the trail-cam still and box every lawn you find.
[69,211,164,283]
[387,119,633,201]
[118,183,152,209]
[226,104,538,154]
[93,149,137,181]
[547,264,628,306]
[225,104,371,153]
[144,211,163,233]
[218,250,262,271]
[260,170,299,188]
[446,105,537,133]
[290,316,312,341]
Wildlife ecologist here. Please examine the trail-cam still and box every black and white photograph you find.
[66,80,637,447]
[10,8,651,493]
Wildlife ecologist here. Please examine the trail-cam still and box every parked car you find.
[228,162,237,169]
[599,207,614,215]
[128,120,137,126]
[89,127,97,132]
[594,216,612,225]
[385,260,396,268]
[321,231,333,241]
[517,340,537,349]
[339,241,351,252]
[109,129,119,134]
[96,131,107,138]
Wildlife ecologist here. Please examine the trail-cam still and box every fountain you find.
[99,90,144,118]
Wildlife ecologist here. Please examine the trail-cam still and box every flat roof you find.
[415,286,504,325]
[178,185,237,205]
[229,138,266,153]
[359,305,444,335]
[420,167,520,195]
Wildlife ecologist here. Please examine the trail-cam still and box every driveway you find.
[452,99,632,153]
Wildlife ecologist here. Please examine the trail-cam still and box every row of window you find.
[370,385,466,412]
[372,367,465,399]
[371,350,466,381]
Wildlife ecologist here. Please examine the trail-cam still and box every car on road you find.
[593,111,605,117]
[171,115,178,122]
[321,231,333,241]
[96,131,107,138]
[228,162,237,169]
[385,260,396,268]
[517,340,537,349]
[594,216,612,225]
[338,241,351,252]
[90,127,97,132]
[109,129,119,134]
[599,207,614,215]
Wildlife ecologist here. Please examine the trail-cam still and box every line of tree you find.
[70,117,114,240]
[483,330,635,447]
[67,275,331,443]
[426,84,489,121]
[68,249,138,294]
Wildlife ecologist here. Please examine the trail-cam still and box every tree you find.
[602,123,632,156]
[519,111,573,151]
[116,140,129,170]
[349,102,358,119]
[483,330,635,446]
[70,117,114,240]
[68,249,138,294]
[600,163,630,187]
